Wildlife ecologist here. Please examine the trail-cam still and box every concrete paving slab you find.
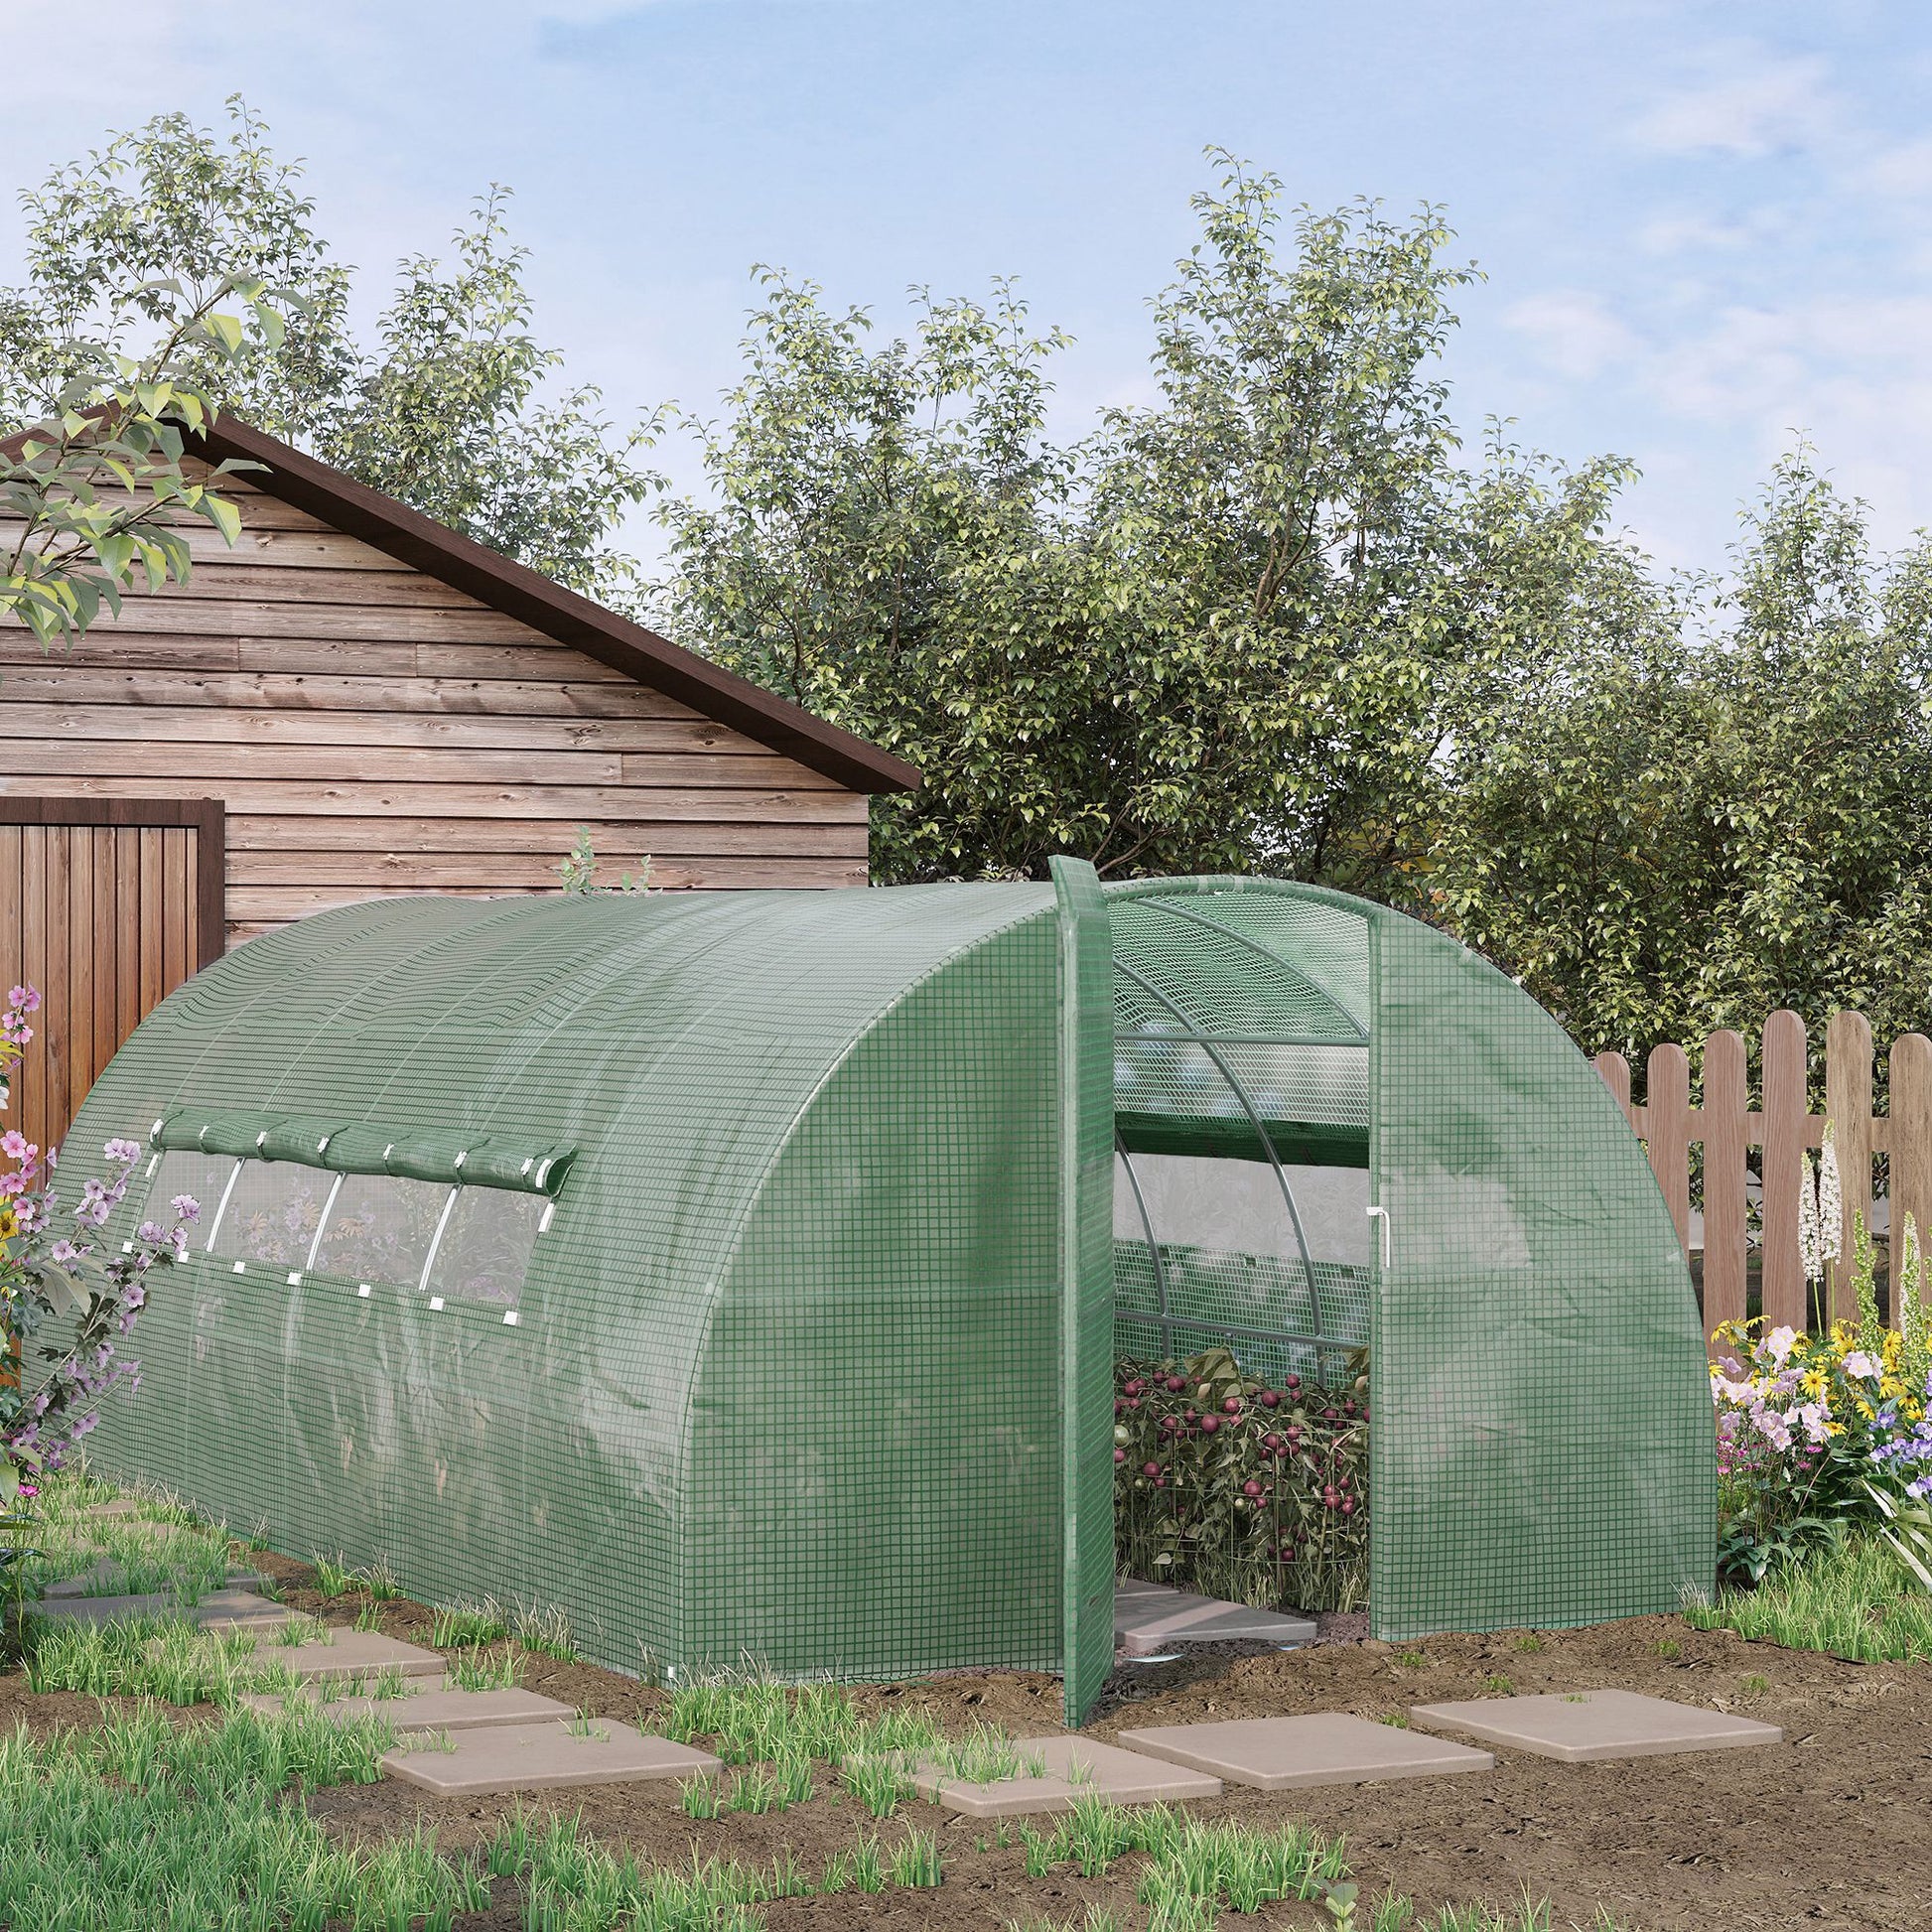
[379,1721,722,1795]
[269,1630,447,1683]
[240,1685,573,1730]
[909,1735,1221,1817]
[28,1587,298,1630]
[1408,1689,1783,1762]
[1114,1578,1316,1655]
[45,1566,269,1599]
[1117,1713,1494,1790]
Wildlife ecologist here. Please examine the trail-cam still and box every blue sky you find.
[5,0,1930,574]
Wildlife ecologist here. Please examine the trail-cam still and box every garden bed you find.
[6,1521,1926,1931]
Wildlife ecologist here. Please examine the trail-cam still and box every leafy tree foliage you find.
[0,100,656,608]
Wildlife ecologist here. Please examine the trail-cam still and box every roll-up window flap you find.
[461,1142,576,1196]
[258,1116,349,1164]
[319,1125,394,1175]
[151,1110,572,1193]
[156,1109,274,1159]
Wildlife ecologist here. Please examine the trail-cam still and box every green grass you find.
[840,1751,915,1818]
[822,1830,885,1894]
[0,1702,494,1932]
[443,1644,519,1692]
[512,1598,575,1659]
[310,1551,360,1599]
[885,1825,942,1888]
[927,1720,1045,1784]
[1684,1536,1932,1662]
[23,1614,307,1707]
[430,1596,508,1647]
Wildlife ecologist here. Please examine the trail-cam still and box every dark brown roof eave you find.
[189,415,918,796]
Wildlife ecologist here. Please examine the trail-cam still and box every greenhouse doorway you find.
[1102,882,1377,1625]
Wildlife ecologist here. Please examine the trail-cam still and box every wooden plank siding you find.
[0,474,871,948]
[0,801,221,1158]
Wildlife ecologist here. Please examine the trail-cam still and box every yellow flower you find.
[0,1207,15,1239]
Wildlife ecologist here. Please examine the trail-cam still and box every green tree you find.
[0,100,656,608]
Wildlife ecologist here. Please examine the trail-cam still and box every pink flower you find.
[7,986,39,1013]
[101,1138,142,1166]
[170,1193,200,1223]
[0,1131,25,1163]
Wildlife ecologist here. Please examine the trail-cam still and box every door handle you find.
[1365,1204,1391,1269]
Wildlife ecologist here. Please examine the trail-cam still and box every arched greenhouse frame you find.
[69,864,1714,1723]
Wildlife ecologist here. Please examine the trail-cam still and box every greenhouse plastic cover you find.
[69,871,1712,1722]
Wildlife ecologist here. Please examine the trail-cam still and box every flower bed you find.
[1709,1216,1932,1585]
[1113,1344,1369,1614]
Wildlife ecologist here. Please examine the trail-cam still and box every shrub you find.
[1114,1344,1368,1613]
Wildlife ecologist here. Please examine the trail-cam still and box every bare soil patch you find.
[286,1585,1932,1932]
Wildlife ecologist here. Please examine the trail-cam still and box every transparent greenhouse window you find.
[1126,1152,1301,1260]
[148,1150,239,1244]
[311,1175,452,1287]
[208,1161,337,1269]
[424,1187,545,1307]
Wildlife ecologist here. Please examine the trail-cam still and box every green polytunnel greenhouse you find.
[70,864,1714,1724]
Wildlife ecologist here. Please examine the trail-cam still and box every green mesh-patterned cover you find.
[1100,877,1711,1634]
[1367,904,1715,1636]
[69,881,1113,1707]
[67,870,1711,1695]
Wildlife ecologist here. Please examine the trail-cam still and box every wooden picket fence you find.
[1593,1011,1932,1348]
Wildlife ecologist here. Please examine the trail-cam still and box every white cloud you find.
[1855,136,1932,201]
[1502,291,1640,380]
[1629,53,1838,160]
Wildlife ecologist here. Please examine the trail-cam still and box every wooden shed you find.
[0,416,916,1155]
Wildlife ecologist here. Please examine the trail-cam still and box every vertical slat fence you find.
[1598,1006,1932,1348]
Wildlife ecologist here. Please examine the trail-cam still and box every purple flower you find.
[8,985,39,1013]
[171,1194,201,1223]
[137,1221,162,1244]
[101,1138,141,1166]
[49,1239,79,1264]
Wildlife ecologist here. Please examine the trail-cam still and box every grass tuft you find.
[1683,1536,1932,1662]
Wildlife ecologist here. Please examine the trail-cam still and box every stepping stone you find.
[268,1629,447,1684]
[1409,1689,1783,1763]
[240,1685,572,1731]
[45,1566,269,1599]
[29,1588,299,1630]
[909,1735,1221,1818]
[1114,1578,1316,1656]
[379,1720,722,1796]
[1117,1713,1494,1791]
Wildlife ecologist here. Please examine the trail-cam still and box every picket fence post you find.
[1825,1010,1874,1325]
[1701,1030,1748,1340]
[1892,1034,1932,1282]
[1759,1011,1810,1333]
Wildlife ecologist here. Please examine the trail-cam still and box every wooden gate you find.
[0,799,224,1159]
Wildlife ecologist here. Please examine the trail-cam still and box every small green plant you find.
[929,1721,1045,1784]
[512,1597,576,1660]
[556,826,651,895]
[1513,1634,1543,1653]
[1396,1649,1427,1669]
[431,1596,508,1647]
[681,1773,725,1819]
[565,1709,611,1742]
[1740,1672,1770,1694]
[1378,1712,1409,1728]
[484,1804,536,1877]
[353,1598,382,1632]
[887,1825,942,1888]
[840,1753,913,1818]
[1482,1674,1512,1694]
[311,1551,358,1599]
[444,1645,518,1692]
[823,1831,885,1894]
[1654,1637,1681,1660]
[362,1555,403,1601]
